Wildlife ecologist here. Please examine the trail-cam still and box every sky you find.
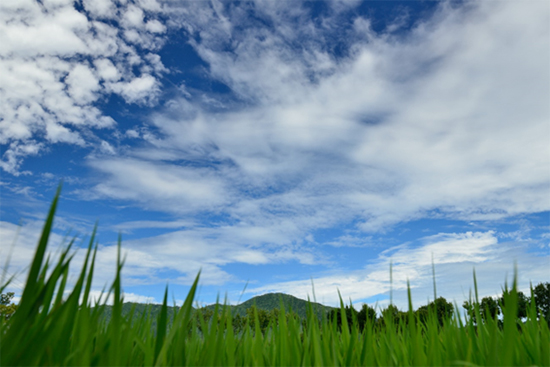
[0,0,549,311]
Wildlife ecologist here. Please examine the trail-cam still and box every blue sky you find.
[0,0,549,310]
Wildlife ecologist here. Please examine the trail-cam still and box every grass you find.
[1,188,549,366]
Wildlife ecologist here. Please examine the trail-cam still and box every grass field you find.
[1,189,549,366]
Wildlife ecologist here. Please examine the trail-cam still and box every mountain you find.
[204,292,335,319]
[100,293,335,323]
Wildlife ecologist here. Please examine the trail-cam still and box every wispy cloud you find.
[112,219,197,233]
[86,0,548,236]
[0,209,320,297]
[86,157,232,213]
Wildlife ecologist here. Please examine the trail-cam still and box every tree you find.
[533,282,550,321]
[481,297,500,320]
[463,296,500,324]
[195,307,214,332]
[381,304,400,321]
[481,296,500,320]
[232,314,245,332]
[268,308,280,326]
[327,305,358,331]
[499,290,529,319]
[417,297,454,326]
[357,304,376,331]
[375,304,406,330]
[246,306,270,333]
[0,292,18,320]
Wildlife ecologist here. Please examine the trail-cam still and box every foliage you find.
[481,296,500,319]
[464,296,500,324]
[1,188,549,366]
[0,292,18,320]
[499,290,529,319]
[416,297,454,326]
[194,304,302,335]
[327,304,358,331]
[327,303,381,333]
[206,292,333,320]
[533,282,550,321]
[357,304,376,330]
[245,305,270,333]
[462,284,549,328]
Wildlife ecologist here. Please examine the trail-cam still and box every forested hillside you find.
[204,292,334,319]
[99,292,334,326]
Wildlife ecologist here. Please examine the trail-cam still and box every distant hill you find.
[204,292,335,319]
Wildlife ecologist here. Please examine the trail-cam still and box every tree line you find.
[462,282,549,325]
[191,282,549,334]
[195,305,303,334]
[329,282,549,331]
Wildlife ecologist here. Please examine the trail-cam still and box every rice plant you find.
[1,189,549,366]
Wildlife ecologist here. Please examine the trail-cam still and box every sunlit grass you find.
[1,188,549,366]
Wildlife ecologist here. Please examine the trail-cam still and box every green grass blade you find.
[154,286,169,365]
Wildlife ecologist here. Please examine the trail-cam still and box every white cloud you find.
[146,19,166,33]
[0,3,89,57]
[86,157,230,212]
[136,0,163,12]
[0,216,185,306]
[0,219,68,293]
[107,74,160,104]
[98,221,319,287]
[0,141,42,175]
[121,292,158,304]
[82,0,116,19]
[85,290,157,306]
[125,129,140,138]
[387,232,497,268]
[122,5,145,29]
[112,219,196,232]
[0,0,167,174]
[0,217,172,303]
[66,64,101,105]
[93,58,120,81]
[99,140,116,155]
[45,120,86,145]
